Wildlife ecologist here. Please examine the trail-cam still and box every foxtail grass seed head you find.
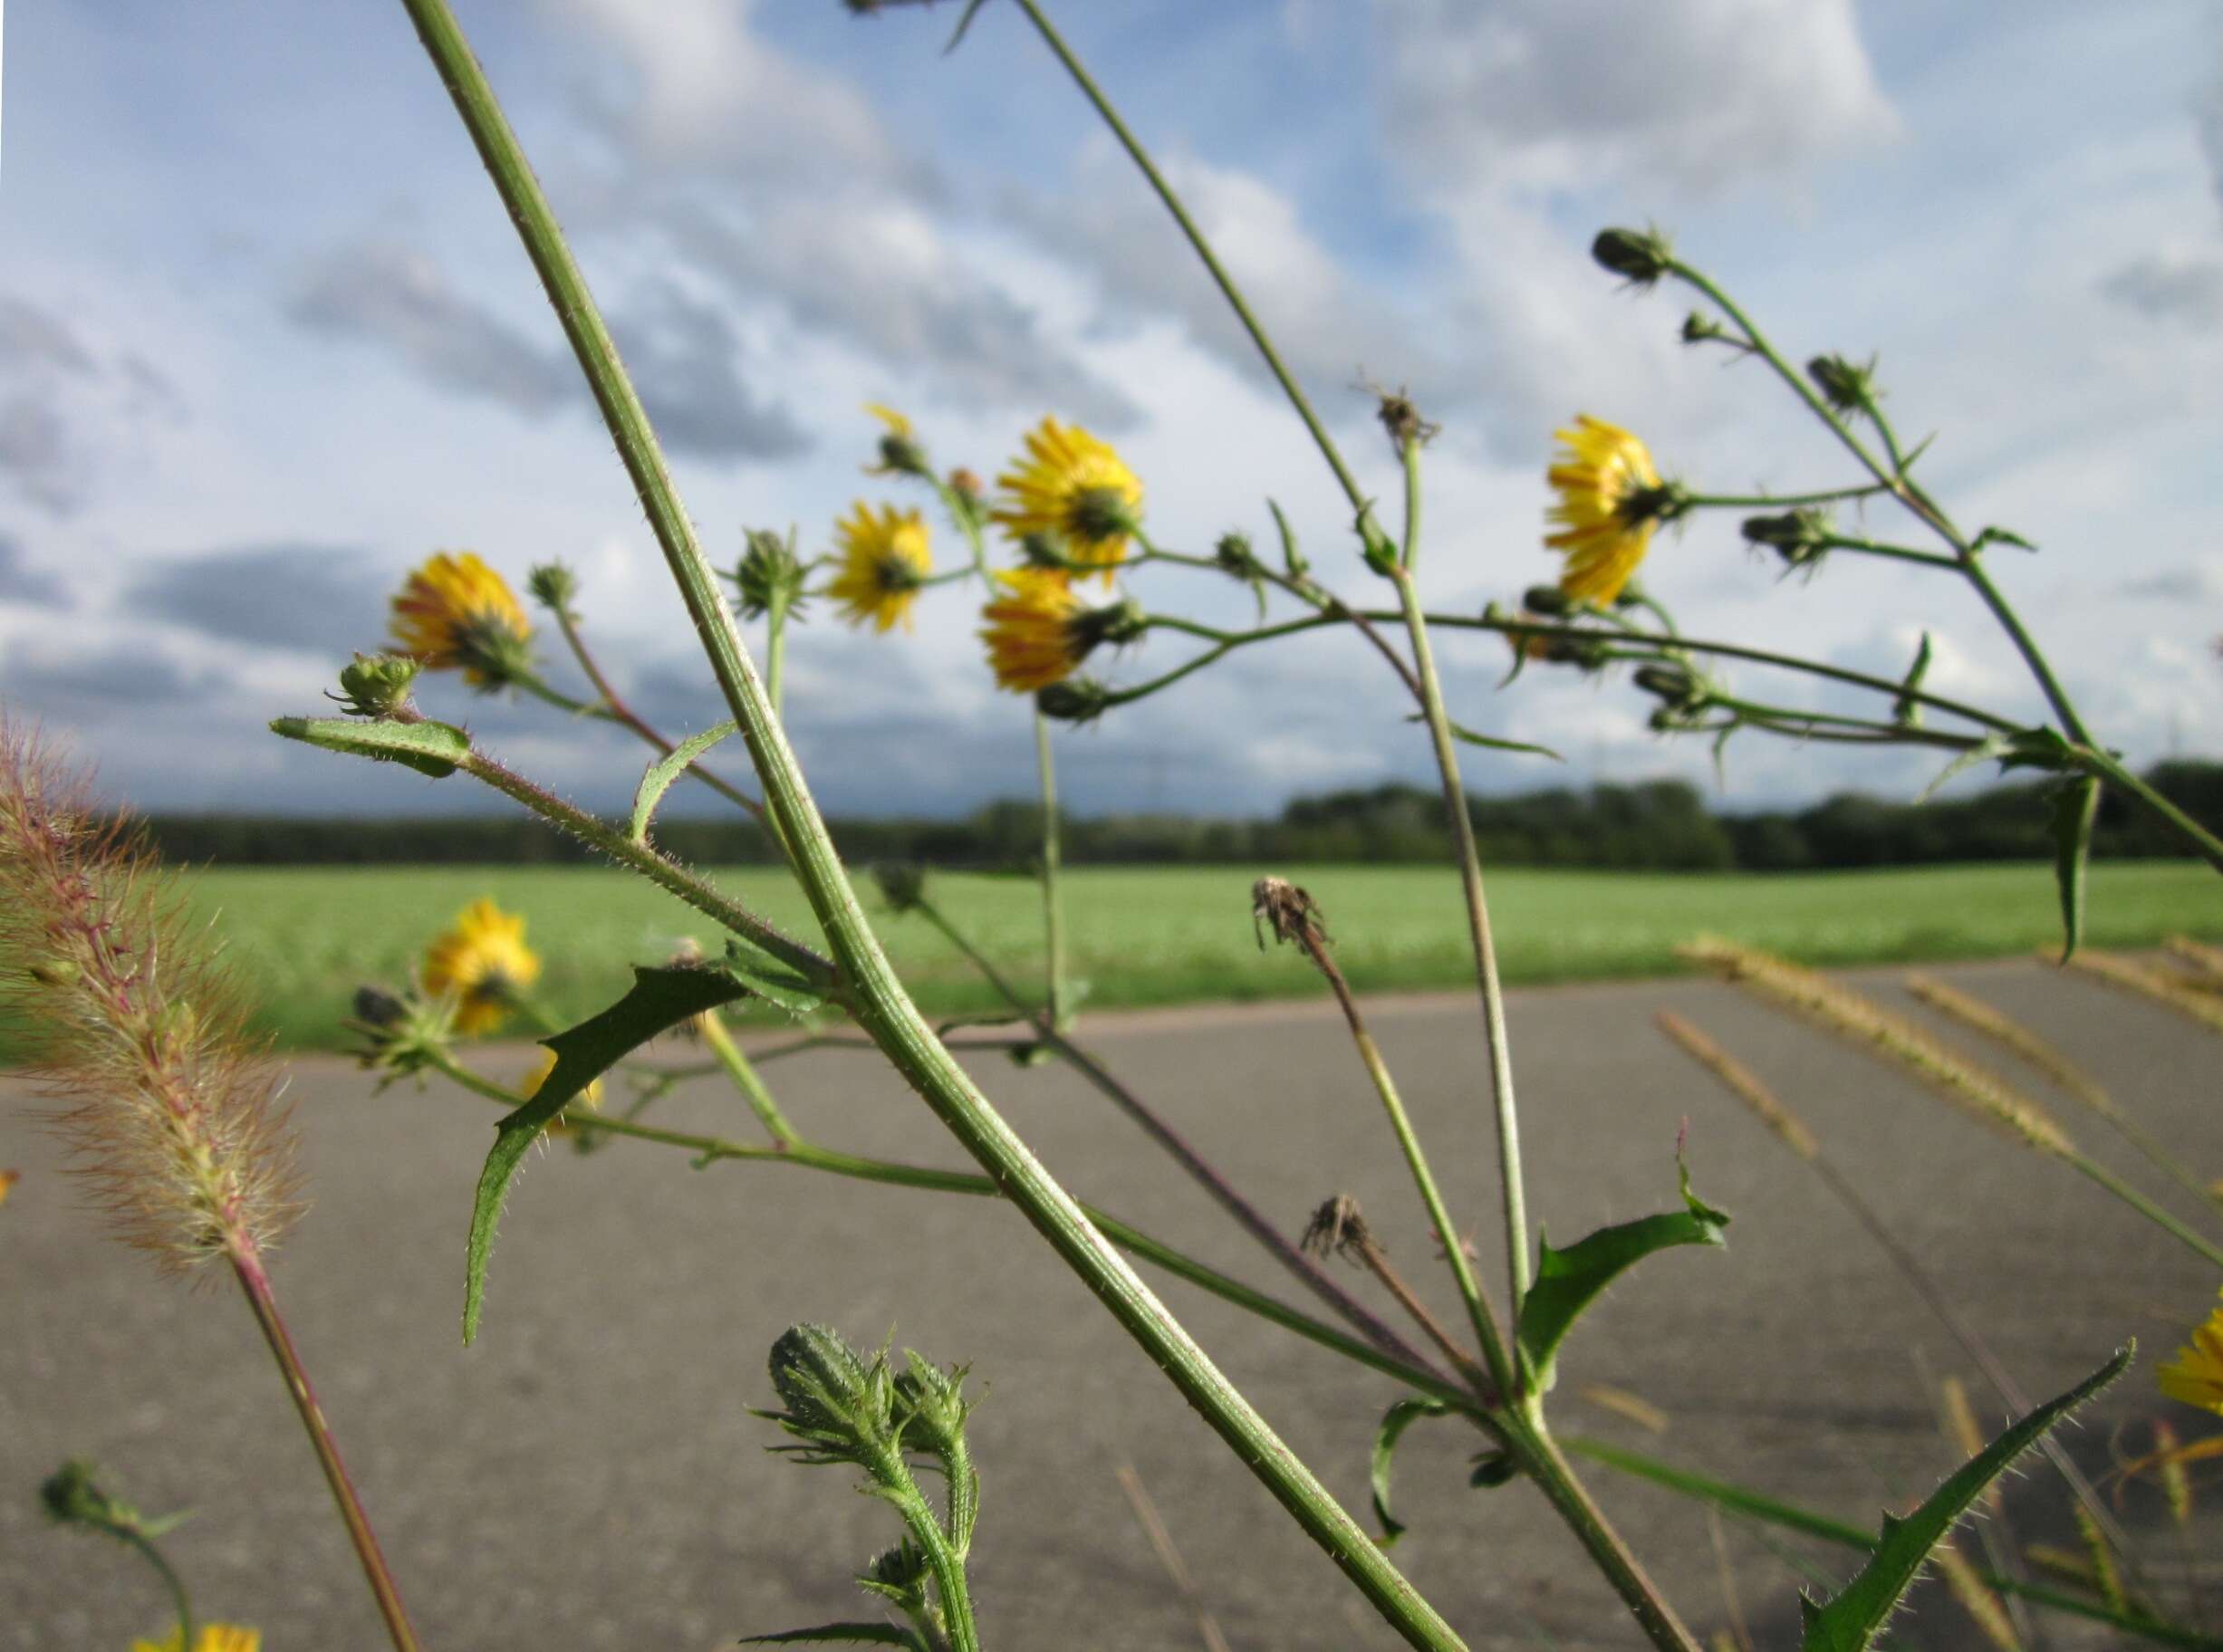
[1679,937,2074,1157]
[1591,226,1674,286]
[1938,1377,2000,1512]
[2064,948,2223,1035]
[1653,1013,1820,1161]
[2147,1417,2195,1525]
[419,898,540,1037]
[1929,1538,2021,1652]
[330,652,422,720]
[1903,974,2117,1120]
[862,402,931,479]
[2158,1290,2223,1416]
[731,526,809,622]
[389,551,535,689]
[0,728,299,1273]
[2163,934,2223,989]
[827,501,933,633]
[993,416,1143,583]
[1545,416,1681,607]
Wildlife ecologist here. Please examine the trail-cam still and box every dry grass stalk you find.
[1654,1013,1818,1160]
[1903,974,2120,1121]
[2063,948,2223,1036]
[1938,1377,2001,1513]
[2161,935,2223,989]
[1679,937,2073,1158]
[1930,1539,2023,1652]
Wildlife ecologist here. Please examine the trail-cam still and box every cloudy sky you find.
[1,0,2218,821]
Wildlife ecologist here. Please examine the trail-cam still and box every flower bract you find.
[992,417,1142,582]
[827,502,933,632]
[420,898,541,1036]
[1545,416,1668,606]
[389,552,534,688]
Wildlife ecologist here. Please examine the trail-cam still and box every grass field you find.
[143,859,2223,1053]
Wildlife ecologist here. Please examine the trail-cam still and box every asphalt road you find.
[5,960,2219,1650]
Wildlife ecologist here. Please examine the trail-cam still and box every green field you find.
[153,860,2223,1052]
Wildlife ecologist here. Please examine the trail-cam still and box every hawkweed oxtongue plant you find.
[0,726,423,1651]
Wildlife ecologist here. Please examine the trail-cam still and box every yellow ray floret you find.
[826,501,933,632]
[135,1627,262,1652]
[992,416,1142,583]
[1545,415,1665,605]
[523,1045,603,1137]
[389,551,533,687]
[2160,1290,2223,1416]
[421,898,542,1037]
[980,570,1088,693]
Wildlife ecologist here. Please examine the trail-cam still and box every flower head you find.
[2160,1291,2223,1416]
[420,898,541,1036]
[389,552,534,688]
[993,417,1143,583]
[0,727,298,1273]
[978,570,1142,694]
[133,1627,261,1652]
[0,1167,18,1206]
[826,502,933,632]
[1545,416,1677,606]
[862,402,930,479]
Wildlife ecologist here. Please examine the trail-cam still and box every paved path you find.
[5,961,2219,1649]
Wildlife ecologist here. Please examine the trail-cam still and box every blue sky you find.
[0,0,2218,820]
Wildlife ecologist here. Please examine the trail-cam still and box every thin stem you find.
[1510,1418,1702,1652]
[541,616,768,821]
[1400,435,1424,571]
[1684,483,1893,510]
[1814,534,1962,571]
[1389,562,1533,1329]
[2077,745,2223,873]
[890,1478,978,1652]
[120,1529,193,1651]
[1035,708,1069,1030]
[399,11,1460,1639]
[1009,0,1371,522]
[914,900,1442,1376]
[1962,556,2093,743]
[2067,1150,2223,1272]
[699,1006,801,1146]
[228,1244,422,1652]
[765,587,791,719]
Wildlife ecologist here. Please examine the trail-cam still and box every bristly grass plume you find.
[0,723,299,1273]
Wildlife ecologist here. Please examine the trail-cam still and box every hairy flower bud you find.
[332,652,422,719]
[1035,677,1110,725]
[732,527,809,621]
[1632,663,1705,708]
[1591,226,1674,286]
[525,561,578,613]
[1806,352,1878,415]
[1520,583,1575,617]
[873,861,929,916]
[1741,508,1833,570]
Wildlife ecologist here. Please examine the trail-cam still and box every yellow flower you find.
[1545,415,1671,606]
[993,417,1143,583]
[522,1046,603,1138]
[826,502,933,632]
[864,402,912,439]
[979,570,1089,692]
[2160,1290,2223,1415]
[862,403,929,478]
[133,1627,261,1652]
[389,552,534,687]
[0,1167,16,1205]
[420,898,541,1036]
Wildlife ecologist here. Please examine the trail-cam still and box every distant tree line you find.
[139,760,2223,873]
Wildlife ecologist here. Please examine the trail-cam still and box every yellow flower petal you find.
[389,552,534,687]
[826,502,933,632]
[990,416,1142,584]
[978,569,1087,693]
[2159,1289,2223,1416]
[420,898,541,1037]
[134,1626,262,1652]
[1543,415,1664,606]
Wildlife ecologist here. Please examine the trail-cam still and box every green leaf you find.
[1516,1159,1728,1388]
[1369,1397,1451,1548]
[743,1627,928,1649]
[1914,734,2009,803]
[939,0,990,53]
[1402,712,1562,762]
[463,963,753,1343]
[1970,524,2036,553]
[721,936,830,1021]
[1892,632,1932,729]
[269,715,469,779]
[2047,775,2102,963]
[629,719,736,844]
[1267,496,1308,580]
[1799,1343,2132,1652]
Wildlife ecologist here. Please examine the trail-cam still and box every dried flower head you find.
[1300,1194,1373,1261]
[389,551,535,689]
[827,501,933,633]
[420,898,541,1036]
[1251,877,1328,953]
[1545,416,1679,606]
[0,725,299,1273]
[993,416,1143,583]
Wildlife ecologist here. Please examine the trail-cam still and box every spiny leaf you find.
[629,719,736,844]
[2047,775,2102,963]
[270,715,469,779]
[1401,712,1562,762]
[722,936,830,1020]
[463,962,753,1343]
[1516,1158,1728,1389]
[1369,1397,1451,1548]
[743,1627,928,1649]
[1798,1343,2132,1652]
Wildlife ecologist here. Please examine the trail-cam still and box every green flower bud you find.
[1806,352,1878,415]
[765,1322,900,1466]
[1520,583,1574,617]
[732,528,809,622]
[1632,663,1702,707]
[525,562,578,612]
[873,861,929,915]
[40,1459,121,1528]
[1592,226,1674,286]
[1679,310,1728,346]
[1077,596,1148,650]
[1741,508,1833,570]
[1214,531,1260,579]
[1035,677,1110,725]
[332,652,423,719]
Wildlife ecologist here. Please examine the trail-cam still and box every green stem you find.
[1815,534,1962,571]
[1684,483,1893,510]
[1388,562,1533,1325]
[1507,1418,1700,1652]
[2066,1148,2223,1271]
[531,631,767,822]
[765,588,790,719]
[699,1006,802,1146]
[399,7,1461,1642]
[228,1244,422,1651]
[1961,554,2093,743]
[1035,708,1069,1030]
[886,1477,978,1652]
[1009,0,1371,523]
[120,1529,194,1651]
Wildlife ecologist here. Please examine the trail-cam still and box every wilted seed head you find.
[1301,1193,1374,1261]
[1806,352,1879,416]
[0,725,300,1273]
[1930,1538,2020,1652]
[1252,876,1328,953]
[1372,385,1439,453]
[2064,948,2223,1037]
[330,652,422,719]
[524,561,578,613]
[1035,676,1110,725]
[1679,936,2073,1157]
[1591,226,1674,286]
